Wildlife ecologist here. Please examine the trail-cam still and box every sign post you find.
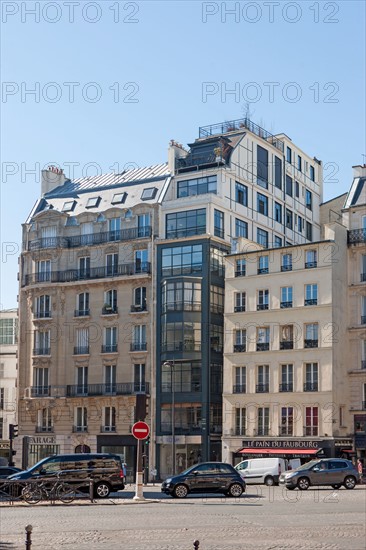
[132,421,150,501]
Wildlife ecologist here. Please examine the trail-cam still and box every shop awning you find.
[239,448,320,455]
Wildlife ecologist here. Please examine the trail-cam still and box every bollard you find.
[193,540,200,549]
[25,525,32,549]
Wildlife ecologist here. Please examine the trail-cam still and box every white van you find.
[235,457,287,485]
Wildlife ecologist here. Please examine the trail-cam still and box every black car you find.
[8,453,125,498]
[0,466,22,479]
[161,462,246,498]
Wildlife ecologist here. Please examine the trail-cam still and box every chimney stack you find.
[41,166,67,196]
[352,164,366,179]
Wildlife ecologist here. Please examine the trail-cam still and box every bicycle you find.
[21,478,76,504]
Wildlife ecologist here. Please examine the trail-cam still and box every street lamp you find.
[163,361,175,475]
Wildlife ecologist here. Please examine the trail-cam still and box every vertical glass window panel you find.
[258,407,269,435]
[281,364,293,385]
[286,175,293,197]
[282,254,292,271]
[305,323,318,341]
[214,209,224,238]
[257,228,268,248]
[298,216,303,232]
[281,286,293,304]
[295,181,300,198]
[286,147,292,163]
[37,260,51,282]
[297,155,302,172]
[235,408,246,435]
[235,219,248,238]
[235,292,245,312]
[109,218,121,240]
[166,209,206,238]
[105,365,116,393]
[257,327,270,343]
[274,156,282,189]
[305,284,318,301]
[310,166,315,182]
[177,175,217,198]
[235,182,248,205]
[285,209,293,230]
[274,236,282,248]
[257,193,268,216]
[257,145,268,187]
[306,222,313,241]
[274,202,282,223]
[258,256,269,273]
[134,363,145,390]
[106,253,118,276]
[306,189,312,210]
[306,250,317,266]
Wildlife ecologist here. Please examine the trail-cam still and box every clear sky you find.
[1,0,365,309]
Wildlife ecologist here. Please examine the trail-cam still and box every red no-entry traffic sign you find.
[132,421,150,440]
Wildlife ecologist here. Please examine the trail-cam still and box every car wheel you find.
[228,483,243,498]
[94,482,111,498]
[343,476,356,490]
[297,477,310,490]
[331,484,341,489]
[264,476,274,486]
[173,484,188,499]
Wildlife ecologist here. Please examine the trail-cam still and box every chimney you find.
[352,164,366,179]
[168,140,188,172]
[41,166,67,196]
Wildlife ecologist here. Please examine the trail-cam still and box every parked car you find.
[8,453,125,498]
[235,457,288,486]
[0,466,22,479]
[161,462,246,498]
[279,459,360,490]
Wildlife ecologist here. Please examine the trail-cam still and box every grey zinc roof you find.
[344,177,366,208]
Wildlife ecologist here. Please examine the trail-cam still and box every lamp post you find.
[163,361,175,475]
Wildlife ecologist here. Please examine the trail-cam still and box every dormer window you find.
[86,196,101,208]
[111,192,127,205]
[62,200,76,212]
[141,187,157,201]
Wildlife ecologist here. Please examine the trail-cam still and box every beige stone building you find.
[222,221,352,464]
[17,165,170,470]
[0,309,18,463]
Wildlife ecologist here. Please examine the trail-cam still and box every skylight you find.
[141,187,157,200]
[86,196,101,208]
[111,192,127,205]
[62,200,76,212]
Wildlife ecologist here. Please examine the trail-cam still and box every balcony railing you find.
[279,426,293,436]
[130,342,147,352]
[280,341,293,350]
[233,384,246,394]
[305,299,317,306]
[234,305,246,313]
[304,339,318,348]
[280,301,292,309]
[35,426,54,433]
[34,311,52,319]
[257,304,269,311]
[256,342,270,351]
[24,262,151,286]
[305,261,317,269]
[131,304,147,313]
[258,268,269,274]
[256,383,269,393]
[66,382,150,397]
[279,383,293,392]
[348,228,366,244]
[102,306,118,315]
[74,309,90,317]
[233,344,246,353]
[73,346,89,355]
[304,382,318,392]
[101,344,118,353]
[303,426,318,436]
[281,265,292,272]
[72,426,88,433]
[33,347,50,356]
[100,426,116,433]
[235,269,246,277]
[28,226,152,251]
[30,386,51,397]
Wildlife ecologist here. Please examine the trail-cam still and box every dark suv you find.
[161,462,246,498]
[279,459,360,490]
[8,453,125,498]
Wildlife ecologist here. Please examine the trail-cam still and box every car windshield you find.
[295,460,319,471]
[27,457,53,473]
[179,464,199,476]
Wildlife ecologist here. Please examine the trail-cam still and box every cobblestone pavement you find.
[1,486,365,550]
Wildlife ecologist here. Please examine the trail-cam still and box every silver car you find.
[279,459,359,490]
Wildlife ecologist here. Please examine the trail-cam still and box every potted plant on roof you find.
[214,147,223,162]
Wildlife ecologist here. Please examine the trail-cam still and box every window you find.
[177,175,217,198]
[108,218,121,241]
[295,181,300,198]
[257,193,268,216]
[0,318,17,344]
[285,209,293,230]
[235,292,246,313]
[258,407,270,436]
[104,407,116,431]
[298,215,303,232]
[280,324,293,350]
[141,187,157,200]
[305,406,318,436]
[111,192,127,205]
[257,365,269,392]
[235,408,246,435]
[75,407,87,432]
[132,325,146,351]
[235,182,248,205]
[166,209,206,239]
[161,361,201,393]
[33,330,50,355]
[79,256,91,278]
[134,363,146,392]
[75,328,89,355]
[36,260,51,282]
[234,366,246,393]
[0,418,2,439]
[274,202,282,223]
[104,364,116,394]
[210,325,223,353]
[286,147,292,164]
[33,367,49,396]
[75,366,88,395]
[280,407,294,436]
[103,289,117,313]
[305,189,312,210]
[62,200,76,212]
[76,292,89,316]
[162,244,203,277]
[305,249,317,268]
[362,296,366,324]
[235,218,248,238]
[234,329,246,352]
[306,222,313,241]
[257,228,268,248]
[105,253,118,276]
[297,155,302,172]
[211,285,224,314]
[274,236,282,248]
[38,408,53,432]
[305,363,318,391]
[162,321,201,352]
[0,363,4,378]
[281,286,293,308]
[162,281,201,312]
[362,340,366,369]
[258,255,269,274]
[136,214,150,238]
[86,196,100,208]
[274,156,282,189]
[103,327,118,353]
[310,165,315,182]
[257,327,270,351]
[133,287,147,311]
[286,175,293,197]
[361,255,366,282]
[257,289,269,310]
[235,258,246,277]
[305,284,318,305]
[257,145,268,187]
[304,323,318,348]
[281,253,292,272]
[280,364,293,392]
[214,209,224,238]
[0,387,4,409]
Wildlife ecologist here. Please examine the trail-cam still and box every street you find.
[1,485,365,550]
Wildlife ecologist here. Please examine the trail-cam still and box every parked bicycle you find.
[21,478,76,504]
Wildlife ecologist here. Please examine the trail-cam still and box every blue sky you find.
[1,0,365,308]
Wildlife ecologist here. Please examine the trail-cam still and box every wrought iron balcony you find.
[100,426,116,433]
[258,268,269,274]
[234,305,245,312]
[131,304,147,313]
[73,346,89,355]
[304,339,318,348]
[257,304,269,311]
[74,309,90,317]
[280,341,293,350]
[281,265,292,272]
[304,382,318,392]
[66,382,149,397]
[130,342,147,352]
[35,426,54,433]
[305,299,318,306]
[34,311,52,319]
[233,344,246,353]
[256,342,270,351]
[72,426,88,433]
[280,301,293,309]
[30,386,51,397]
[348,228,366,244]
[256,383,269,393]
[303,426,318,436]
[33,347,50,356]
[23,262,151,286]
[279,425,293,436]
[305,261,317,269]
[101,344,118,353]
[233,384,246,394]
[102,306,118,315]
[235,269,246,277]
[279,383,293,392]
[28,226,152,251]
